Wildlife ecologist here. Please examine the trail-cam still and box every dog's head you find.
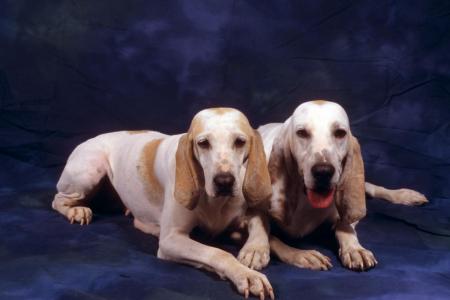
[174,107,272,210]
[288,100,366,223]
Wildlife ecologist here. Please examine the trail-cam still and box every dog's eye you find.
[296,129,310,138]
[334,129,347,139]
[197,139,210,149]
[234,137,246,148]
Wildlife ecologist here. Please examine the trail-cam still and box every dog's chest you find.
[196,197,245,235]
[276,192,335,238]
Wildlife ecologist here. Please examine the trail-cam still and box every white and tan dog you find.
[251,100,428,271]
[52,108,275,299]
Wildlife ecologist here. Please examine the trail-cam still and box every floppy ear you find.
[174,134,204,210]
[336,134,366,224]
[243,130,272,207]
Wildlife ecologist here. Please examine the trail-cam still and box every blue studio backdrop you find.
[0,1,449,299]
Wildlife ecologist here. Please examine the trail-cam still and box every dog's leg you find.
[335,221,377,271]
[159,232,274,299]
[365,182,428,205]
[133,218,160,236]
[237,212,270,270]
[269,235,332,271]
[52,148,108,225]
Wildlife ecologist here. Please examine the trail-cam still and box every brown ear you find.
[336,134,366,224]
[174,134,204,209]
[243,130,272,207]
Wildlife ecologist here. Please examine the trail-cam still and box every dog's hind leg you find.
[52,143,110,225]
[365,182,428,206]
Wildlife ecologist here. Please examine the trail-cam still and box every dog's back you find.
[53,130,170,228]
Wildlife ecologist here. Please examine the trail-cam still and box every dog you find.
[244,100,428,272]
[52,107,275,299]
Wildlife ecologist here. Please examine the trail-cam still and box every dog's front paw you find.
[67,206,92,225]
[340,247,377,271]
[285,249,332,271]
[231,266,274,300]
[389,189,428,206]
[238,242,270,270]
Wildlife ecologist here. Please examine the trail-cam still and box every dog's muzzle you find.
[213,172,235,196]
[311,162,335,191]
[307,163,336,209]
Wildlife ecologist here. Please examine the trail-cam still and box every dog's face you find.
[192,108,251,197]
[289,100,351,208]
[174,107,272,209]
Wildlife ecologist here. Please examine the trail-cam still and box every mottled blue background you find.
[0,1,449,299]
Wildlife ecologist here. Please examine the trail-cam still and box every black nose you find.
[214,172,235,195]
[311,163,335,183]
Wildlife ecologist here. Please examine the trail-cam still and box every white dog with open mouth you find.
[240,100,428,272]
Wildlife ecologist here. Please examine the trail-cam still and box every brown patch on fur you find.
[209,107,235,115]
[236,117,253,137]
[268,148,284,184]
[188,115,205,137]
[336,135,366,224]
[174,129,205,210]
[139,139,164,199]
[267,134,304,226]
[243,129,272,207]
[267,143,287,222]
[127,130,149,135]
[311,100,328,105]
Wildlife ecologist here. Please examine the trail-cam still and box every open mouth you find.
[306,187,335,208]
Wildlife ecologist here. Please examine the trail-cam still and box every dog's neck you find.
[267,124,303,225]
[195,193,245,236]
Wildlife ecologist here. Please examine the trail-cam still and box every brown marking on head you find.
[174,117,205,210]
[336,135,366,223]
[187,113,205,137]
[139,139,164,199]
[209,107,236,115]
[128,130,150,135]
[311,100,329,105]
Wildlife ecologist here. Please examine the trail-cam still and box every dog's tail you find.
[365,182,428,206]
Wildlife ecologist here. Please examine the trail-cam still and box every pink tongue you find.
[306,188,335,208]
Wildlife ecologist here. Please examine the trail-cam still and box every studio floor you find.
[1,189,449,299]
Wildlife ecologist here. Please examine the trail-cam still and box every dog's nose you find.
[311,163,335,182]
[214,172,235,189]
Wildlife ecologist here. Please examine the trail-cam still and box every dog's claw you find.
[66,207,93,225]
[238,242,270,271]
[341,247,377,271]
[286,249,332,271]
[269,289,275,300]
